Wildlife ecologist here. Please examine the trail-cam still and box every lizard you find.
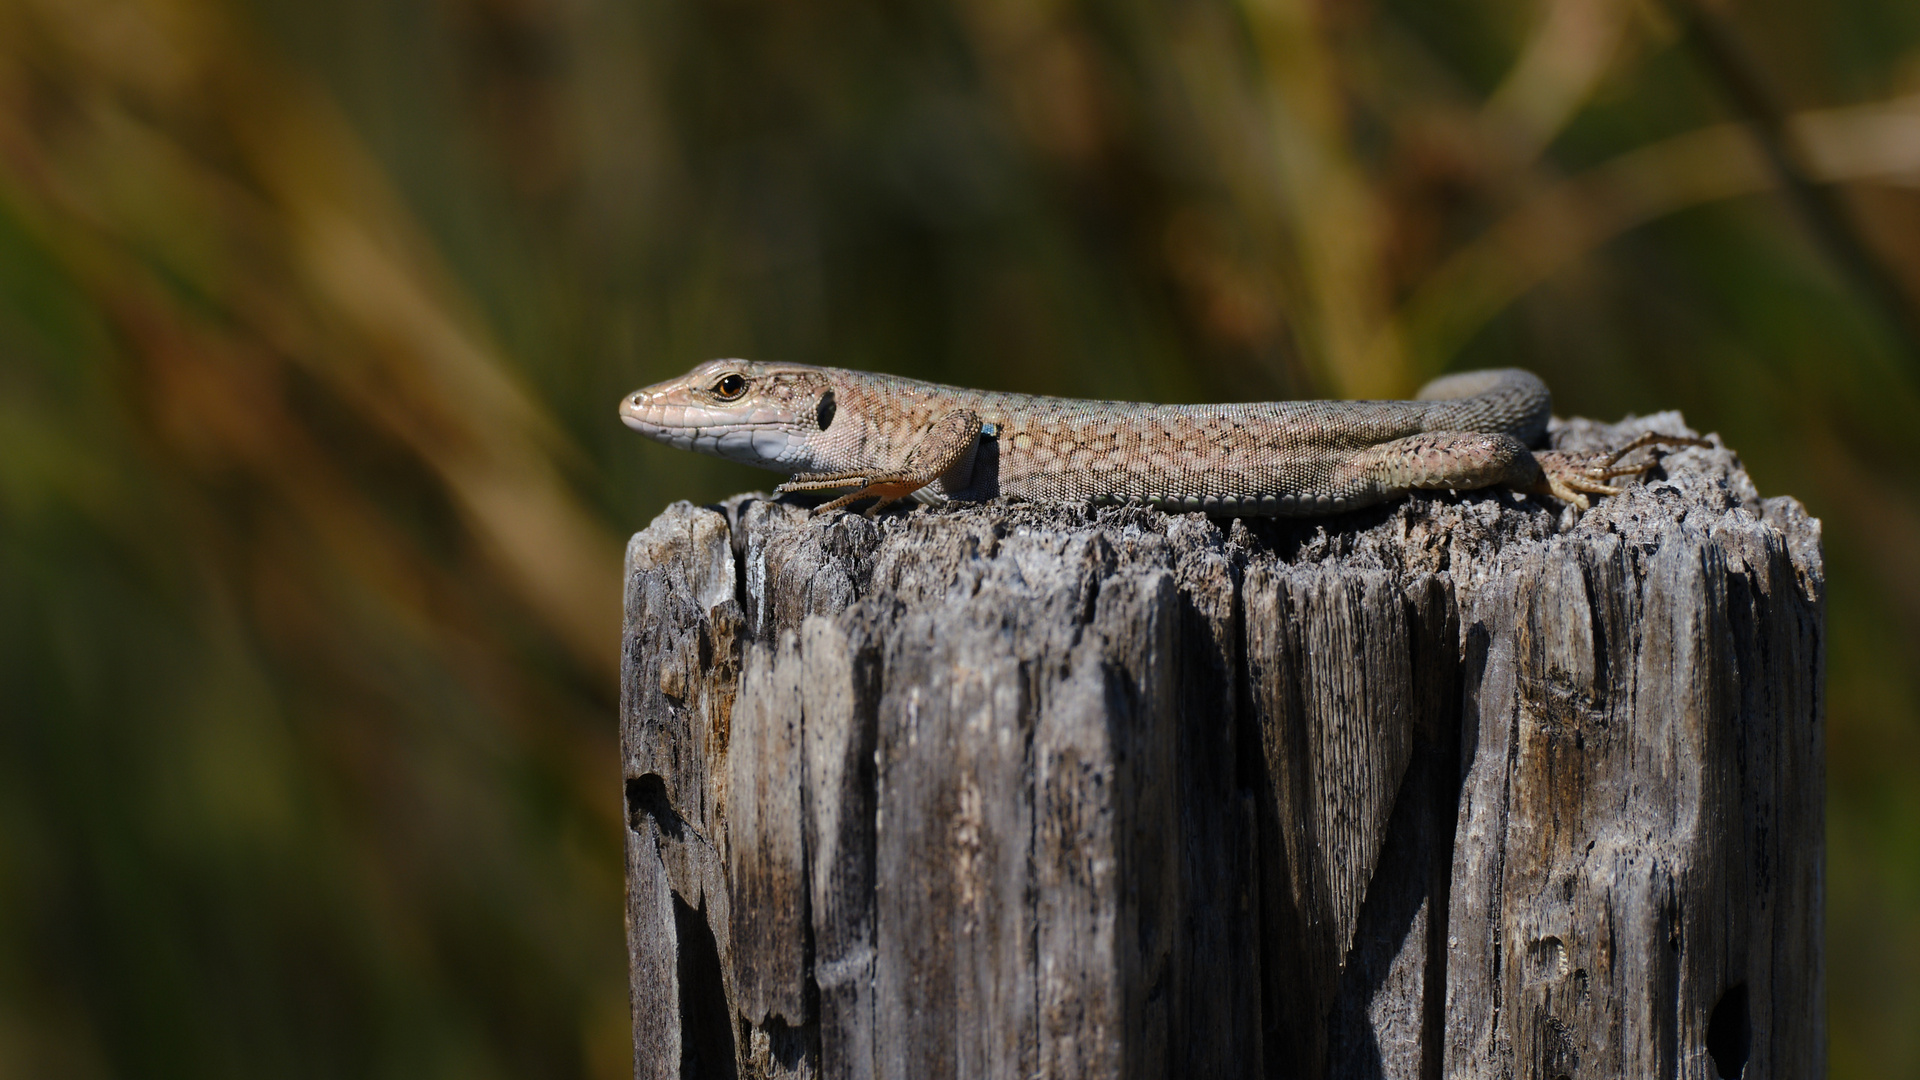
[619,359,1709,518]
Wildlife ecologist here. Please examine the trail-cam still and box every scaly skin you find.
[619,359,1708,516]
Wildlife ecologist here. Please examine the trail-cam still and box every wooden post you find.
[620,414,1824,1080]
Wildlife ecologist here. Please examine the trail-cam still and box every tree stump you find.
[620,411,1824,1080]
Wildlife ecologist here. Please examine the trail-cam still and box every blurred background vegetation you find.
[0,0,1915,1074]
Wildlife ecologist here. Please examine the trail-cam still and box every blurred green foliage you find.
[1,0,1916,1074]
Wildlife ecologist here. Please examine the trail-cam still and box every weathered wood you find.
[621,412,1824,1079]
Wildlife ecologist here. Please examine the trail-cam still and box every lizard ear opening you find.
[815,390,836,431]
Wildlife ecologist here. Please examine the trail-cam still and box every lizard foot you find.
[776,471,921,516]
[1533,432,1713,510]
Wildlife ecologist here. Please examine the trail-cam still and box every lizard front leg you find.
[776,410,984,516]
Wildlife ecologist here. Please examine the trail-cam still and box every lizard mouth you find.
[619,399,798,434]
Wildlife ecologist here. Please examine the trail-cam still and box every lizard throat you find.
[622,414,807,470]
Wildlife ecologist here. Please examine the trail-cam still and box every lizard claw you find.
[776,470,873,497]
[1533,432,1712,510]
[779,471,921,515]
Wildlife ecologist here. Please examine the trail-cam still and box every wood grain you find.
[621,413,1824,1079]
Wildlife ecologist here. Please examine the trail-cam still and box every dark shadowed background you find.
[1,0,1916,1074]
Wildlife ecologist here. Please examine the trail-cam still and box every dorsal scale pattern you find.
[810,368,1551,515]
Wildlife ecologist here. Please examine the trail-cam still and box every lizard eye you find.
[711,373,748,400]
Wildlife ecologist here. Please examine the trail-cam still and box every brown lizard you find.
[620,359,1707,517]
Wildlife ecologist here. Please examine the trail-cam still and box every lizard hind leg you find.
[1533,431,1713,509]
[1342,430,1542,502]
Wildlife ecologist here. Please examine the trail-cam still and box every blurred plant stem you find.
[1396,93,1920,381]
[1663,0,1920,382]
[0,0,623,679]
[1235,0,1405,397]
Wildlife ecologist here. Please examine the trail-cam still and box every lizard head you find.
[620,359,839,471]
